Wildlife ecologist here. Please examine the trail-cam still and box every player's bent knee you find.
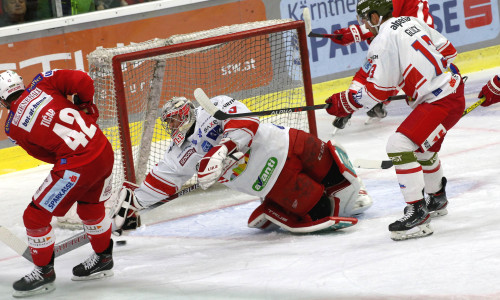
[23,202,52,230]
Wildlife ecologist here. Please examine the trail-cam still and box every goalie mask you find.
[356,0,393,33]
[0,70,25,109]
[161,97,196,146]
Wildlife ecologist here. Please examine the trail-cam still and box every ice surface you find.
[1,67,500,299]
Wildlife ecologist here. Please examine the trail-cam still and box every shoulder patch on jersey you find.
[5,110,14,134]
[26,74,44,92]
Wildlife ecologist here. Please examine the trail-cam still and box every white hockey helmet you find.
[0,70,25,108]
[161,97,196,146]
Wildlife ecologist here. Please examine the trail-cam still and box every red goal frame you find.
[111,20,316,184]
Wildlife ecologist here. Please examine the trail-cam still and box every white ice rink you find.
[1,67,500,299]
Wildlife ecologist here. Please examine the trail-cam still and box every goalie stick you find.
[354,96,486,170]
[194,88,406,120]
[0,183,200,262]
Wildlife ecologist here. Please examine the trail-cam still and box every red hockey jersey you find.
[5,69,110,171]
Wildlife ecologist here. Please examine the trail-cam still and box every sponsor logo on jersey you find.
[252,157,278,192]
[362,59,372,73]
[34,173,54,200]
[432,88,443,97]
[222,98,236,108]
[390,17,412,30]
[179,147,196,166]
[202,140,213,152]
[4,111,14,134]
[12,88,42,126]
[44,70,53,77]
[40,170,80,212]
[203,120,219,133]
[18,94,52,132]
[26,74,44,92]
[206,124,221,140]
[272,124,285,130]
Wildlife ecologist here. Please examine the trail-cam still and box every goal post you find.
[88,19,316,195]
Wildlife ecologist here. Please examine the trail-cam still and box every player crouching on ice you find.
[112,95,373,234]
[324,0,465,240]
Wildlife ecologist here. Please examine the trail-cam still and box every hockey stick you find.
[303,7,342,39]
[354,96,486,169]
[0,183,200,262]
[195,88,406,120]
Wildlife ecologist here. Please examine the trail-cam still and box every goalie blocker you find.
[248,141,371,233]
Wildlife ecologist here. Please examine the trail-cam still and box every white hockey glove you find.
[112,184,144,231]
[197,138,242,190]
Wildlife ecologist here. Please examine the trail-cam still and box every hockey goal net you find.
[57,19,316,228]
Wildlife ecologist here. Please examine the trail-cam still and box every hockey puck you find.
[116,240,127,246]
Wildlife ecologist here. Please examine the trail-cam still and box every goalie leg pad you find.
[248,201,358,233]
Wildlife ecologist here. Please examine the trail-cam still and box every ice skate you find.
[72,240,114,281]
[332,114,352,135]
[426,177,448,217]
[365,102,387,125]
[389,199,433,241]
[13,256,56,298]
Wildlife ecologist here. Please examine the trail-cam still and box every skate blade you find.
[430,208,448,218]
[365,117,382,125]
[71,270,114,281]
[12,282,55,298]
[390,223,433,241]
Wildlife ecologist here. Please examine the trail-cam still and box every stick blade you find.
[194,88,218,117]
[0,225,32,261]
[302,7,312,36]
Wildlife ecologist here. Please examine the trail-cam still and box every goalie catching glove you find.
[112,183,144,231]
[197,138,244,190]
[326,90,363,118]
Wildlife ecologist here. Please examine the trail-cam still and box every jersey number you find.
[411,35,446,76]
[53,108,97,150]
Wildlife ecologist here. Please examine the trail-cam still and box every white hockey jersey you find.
[135,95,290,207]
[356,16,460,109]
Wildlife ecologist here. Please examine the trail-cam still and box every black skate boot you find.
[426,177,448,217]
[13,255,56,298]
[72,239,114,281]
[389,199,433,241]
[332,114,352,130]
[365,102,387,125]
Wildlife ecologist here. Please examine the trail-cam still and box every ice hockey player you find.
[0,70,115,297]
[112,95,373,234]
[331,0,435,130]
[324,0,465,240]
[478,75,500,107]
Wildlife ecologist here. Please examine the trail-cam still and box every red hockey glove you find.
[479,75,500,107]
[325,90,362,117]
[73,94,99,122]
[197,138,238,190]
[331,24,373,46]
